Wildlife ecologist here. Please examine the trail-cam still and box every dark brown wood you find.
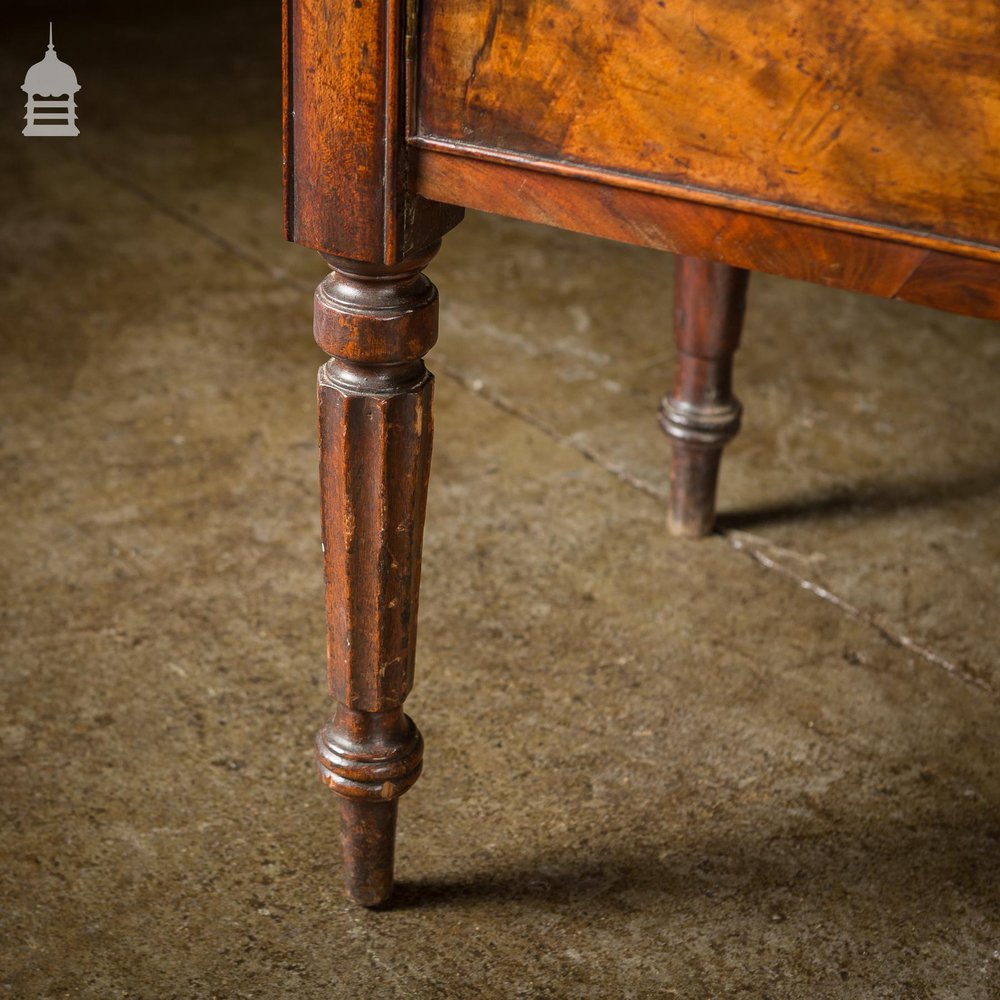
[313,244,440,906]
[413,149,1000,321]
[283,0,462,262]
[661,258,749,538]
[895,252,1000,318]
[283,0,467,907]
[336,799,399,907]
[286,0,1000,907]
[417,0,1000,256]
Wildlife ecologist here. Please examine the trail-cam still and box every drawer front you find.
[417,0,1000,252]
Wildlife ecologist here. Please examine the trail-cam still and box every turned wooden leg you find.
[659,256,750,537]
[312,244,439,906]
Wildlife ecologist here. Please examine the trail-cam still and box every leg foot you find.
[338,800,398,907]
[660,256,749,537]
[316,705,423,905]
[667,440,727,538]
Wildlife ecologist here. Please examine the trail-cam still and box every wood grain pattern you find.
[418,0,1000,256]
[285,0,999,909]
[414,149,1000,321]
[895,252,1000,317]
[312,244,441,906]
[283,0,462,262]
[284,0,467,908]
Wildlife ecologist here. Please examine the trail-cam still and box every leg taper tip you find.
[668,445,722,538]
[339,799,399,907]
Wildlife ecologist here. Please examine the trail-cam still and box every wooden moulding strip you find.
[411,144,1000,321]
[409,134,1000,268]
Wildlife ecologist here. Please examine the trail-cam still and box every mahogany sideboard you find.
[283,0,1000,905]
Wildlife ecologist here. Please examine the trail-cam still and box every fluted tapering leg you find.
[312,244,439,906]
[659,256,750,537]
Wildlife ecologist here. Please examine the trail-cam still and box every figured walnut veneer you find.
[418,0,1000,256]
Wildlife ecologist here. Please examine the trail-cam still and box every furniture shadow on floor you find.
[715,465,1000,533]
[389,799,999,915]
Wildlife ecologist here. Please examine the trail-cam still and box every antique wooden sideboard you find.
[283,0,1000,905]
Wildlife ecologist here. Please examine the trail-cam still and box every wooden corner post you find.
[283,0,462,906]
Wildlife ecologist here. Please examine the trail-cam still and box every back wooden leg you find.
[659,256,750,537]
[312,244,439,906]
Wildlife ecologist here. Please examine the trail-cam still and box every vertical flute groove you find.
[312,245,440,905]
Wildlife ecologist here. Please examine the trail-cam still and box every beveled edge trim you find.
[412,147,1000,321]
[409,133,1000,267]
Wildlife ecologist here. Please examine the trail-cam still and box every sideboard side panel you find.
[417,0,1000,255]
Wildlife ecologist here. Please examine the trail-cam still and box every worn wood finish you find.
[418,0,1000,255]
[286,0,1000,907]
[414,150,1000,322]
[313,244,440,906]
[283,0,466,906]
[661,258,749,538]
[283,0,462,262]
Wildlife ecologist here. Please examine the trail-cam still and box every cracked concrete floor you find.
[2,3,999,998]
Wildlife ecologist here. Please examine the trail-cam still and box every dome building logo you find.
[22,24,81,137]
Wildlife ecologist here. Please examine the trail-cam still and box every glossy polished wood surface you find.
[285,0,1000,907]
[418,0,1000,256]
[284,0,462,906]
[414,150,1000,320]
[283,0,461,262]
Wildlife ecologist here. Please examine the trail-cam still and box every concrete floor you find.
[2,4,998,998]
